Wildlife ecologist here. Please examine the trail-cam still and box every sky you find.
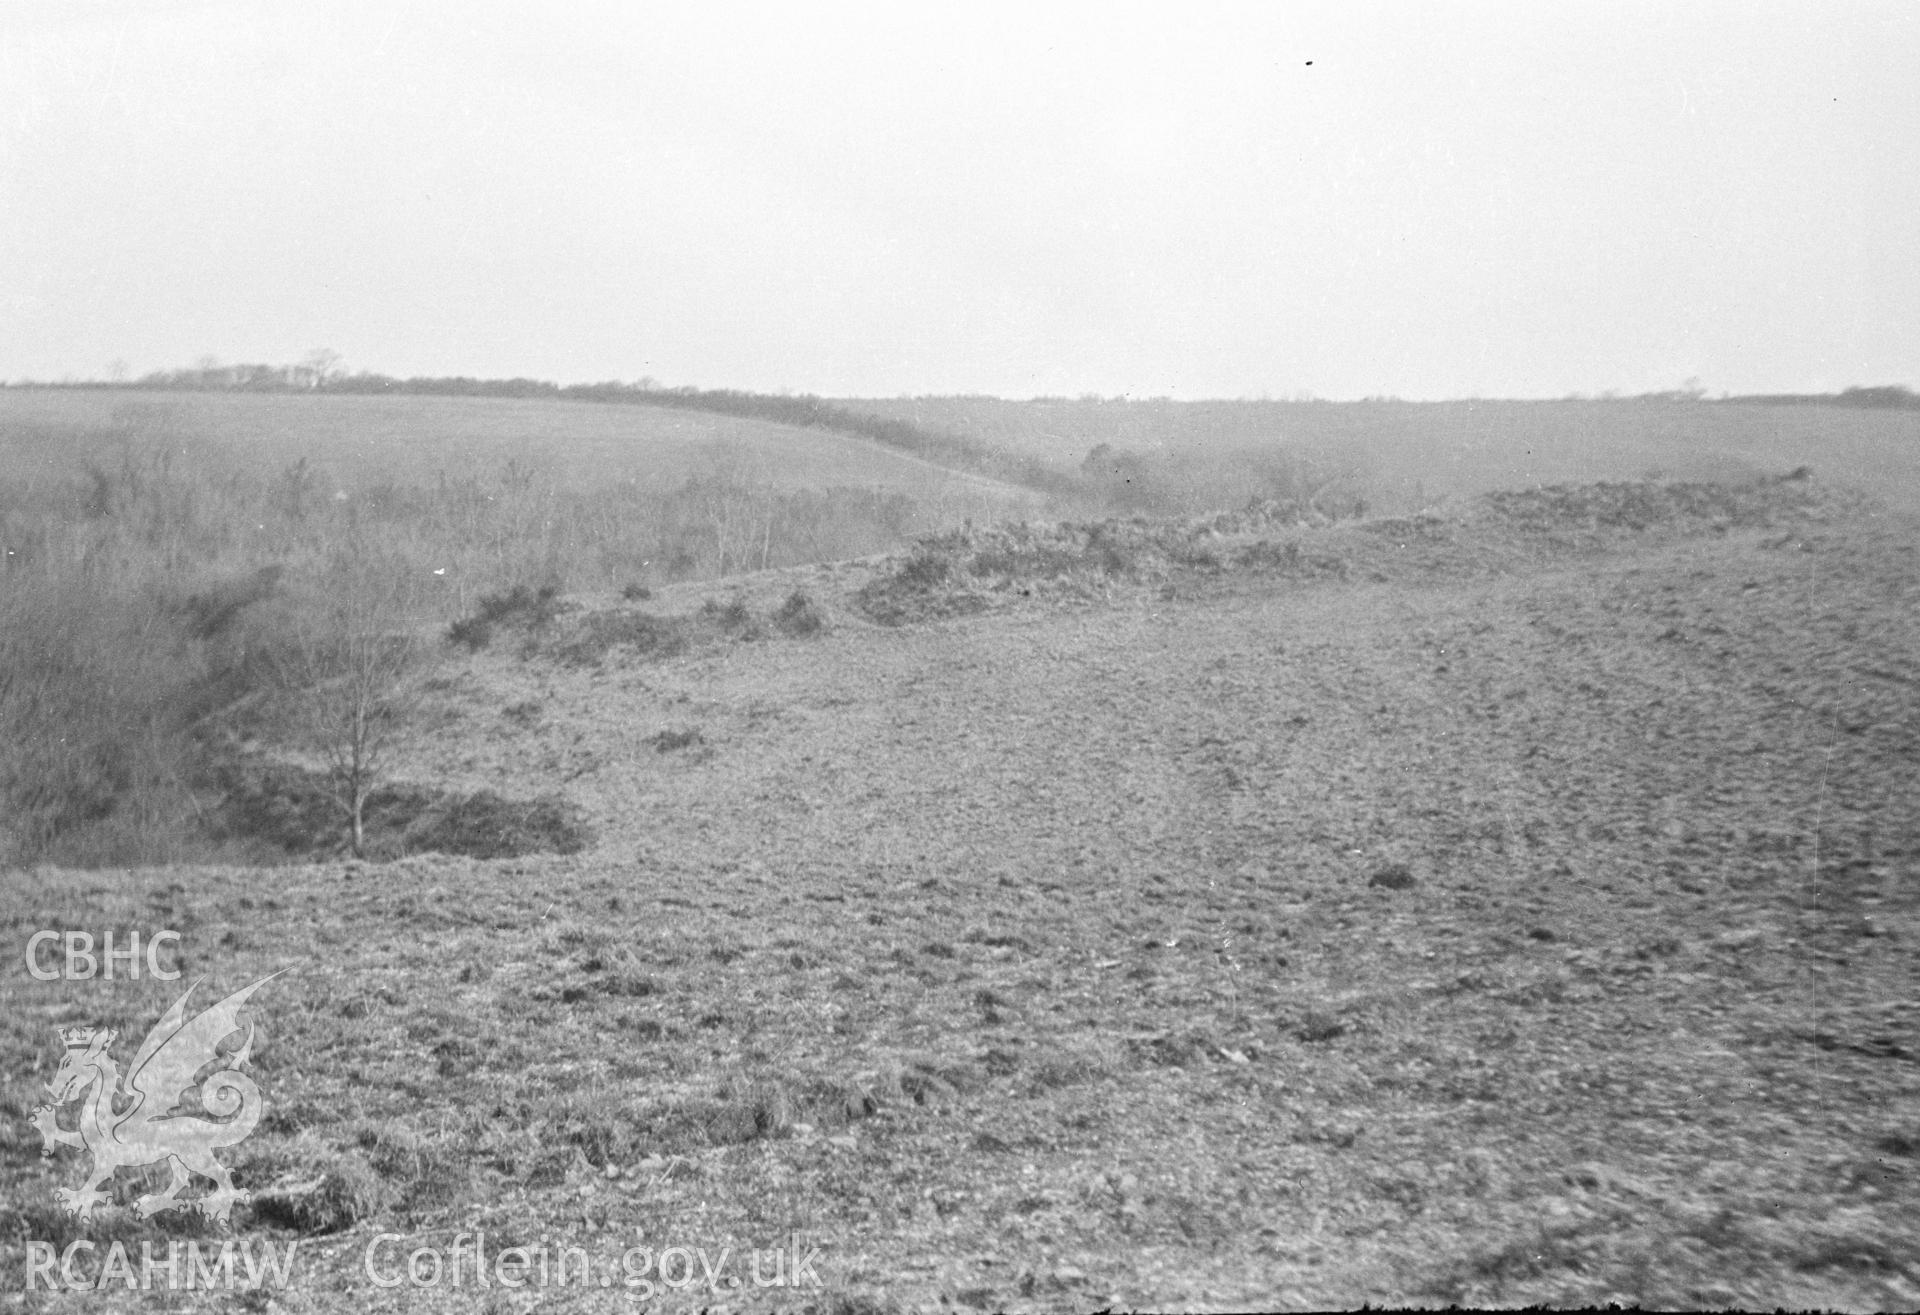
[1,1,1915,400]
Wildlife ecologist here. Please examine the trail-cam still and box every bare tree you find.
[695,442,777,576]
[300,348,344,389]
[280,548,424,857]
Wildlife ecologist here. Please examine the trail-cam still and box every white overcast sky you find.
[1,2,1915,399]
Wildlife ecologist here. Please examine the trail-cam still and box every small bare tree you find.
[299,348,344,390]
[281,548,424,857]
[695,442,778,576]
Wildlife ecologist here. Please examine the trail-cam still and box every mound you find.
[849,471,1857,626]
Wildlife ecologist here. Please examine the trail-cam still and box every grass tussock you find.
[355,1124,473,1217]
[244,1140,388,1234]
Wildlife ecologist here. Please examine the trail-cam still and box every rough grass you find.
[0,387,1048,510]
[0,403,981,869]
[2,476,1914,1310]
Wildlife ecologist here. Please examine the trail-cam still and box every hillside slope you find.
[0,388,1047,513]
[3,476,1915,1310]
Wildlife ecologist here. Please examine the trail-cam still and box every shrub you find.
[550,610,689,666]
[177,564,287,640]
[446,615,493,651]
[772,589,826,636]
[481,582,564,624]
[701,595,759,636]
[897,550,950,587]
[447,582,566,651]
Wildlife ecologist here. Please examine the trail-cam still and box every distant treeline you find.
[1719,385,1920,411]
[18,364,1917,416]
[17,364,1084,497]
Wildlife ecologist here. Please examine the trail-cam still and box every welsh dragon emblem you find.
[31,972,285,1225]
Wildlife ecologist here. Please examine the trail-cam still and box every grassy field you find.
[1,473,1915,1310]
[0,389,1045,511]
[836,396,1920,515]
